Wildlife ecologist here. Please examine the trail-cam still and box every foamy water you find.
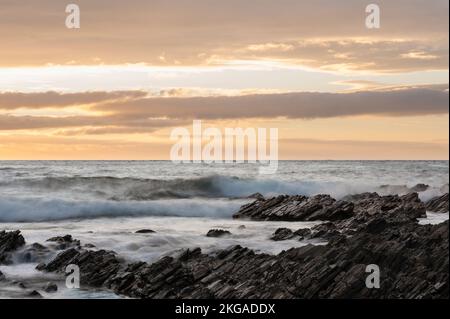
[0,161,448,298]
[0,161,448,222]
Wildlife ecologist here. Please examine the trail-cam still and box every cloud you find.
[96,86,449,120]
[0,91,147,109]
[0,0,447,72]
[0,86,447,132]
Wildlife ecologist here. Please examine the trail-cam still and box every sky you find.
[0,0,448,160]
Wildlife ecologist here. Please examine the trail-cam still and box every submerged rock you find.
[17,242,52,263]
[410,183,429,192]
[135,229,156,234]
[28,290,42,298]
[46,235,80,250]
[270,228,295,241]
[43,282,58,293]
[206,229,231,237]
[426,193,449,213]
[0,230,25,264]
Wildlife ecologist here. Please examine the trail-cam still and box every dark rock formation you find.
[234,192,426,222]
[206,229,231,237]
[34,191,448,299]
[270,228,295,241]
[38,249,122,288]
[43,282,58,293]
[28,290,42,298]
[0,270,4,281]
[294,228,312,239]
[17,242,51,263]
[410,183,429,192]
[248,193,265,200]
[135,229,156,234]
[426,193,449,213]
[345,192,426,219]
[46,235,80,250]
[0,230,25,264]
[233,194,355,221]
[37,218,448,298]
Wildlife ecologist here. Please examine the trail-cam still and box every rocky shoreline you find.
[1,191,448,299]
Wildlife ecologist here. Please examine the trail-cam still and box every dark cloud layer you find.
[97,87,449,120]
[0,91,147,109]
[0,86,447,131]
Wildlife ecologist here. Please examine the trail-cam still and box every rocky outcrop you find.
[33,190,448,299]
[270,228,295,241]
[206,229,231,237]
[37,248,122,287]
[426,193,449,213]
[234,192,426,222]
[135,229,155,234]
[0,230,25,264]
[37,218,448,299]
[46,235,80,250]
[43,282,58,293]
[233,194,354,221]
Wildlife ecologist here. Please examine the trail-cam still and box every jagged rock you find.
[0,270,4,281]
[135,229,156,234]
[84,243,96,248]
[28,290,42,298]
[206,229,231,237]
[410,184,429,192]
[36,216,449,299]
[270,228,294,241]
[346,192,426,220]
[233,194,347,221]
[426,193,449,213]
[310,222,340,240]
[17,242,51,263]
[34,189,449,299]
[0,230,25,264]
[248,193,265,200]
[38,249,122,287]
[43,282,58,293]
[233,192,425,222]
[46,235,80,250]
[294,228,312,239]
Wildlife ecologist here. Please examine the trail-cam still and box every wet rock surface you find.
[135,229,156,234]
[37,218,448,299]
[206,229,231,237]
[426,193,449,213]
[270,228,295,241]
[234,192,427,222]
[34,192,449,299]
[0,230,25,264]
[46,235,80,250]
[43,282,58,293]
[5,190,448,299]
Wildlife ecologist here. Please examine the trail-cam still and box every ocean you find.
[0,160,448,298]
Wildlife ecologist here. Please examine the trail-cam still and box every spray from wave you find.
[1,175,447,201]
[0,197,247,222]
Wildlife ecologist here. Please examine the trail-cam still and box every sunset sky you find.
[0,0,448,160]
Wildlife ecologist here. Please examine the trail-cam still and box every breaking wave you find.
[0,197,246,222]
[0,175,447,201]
